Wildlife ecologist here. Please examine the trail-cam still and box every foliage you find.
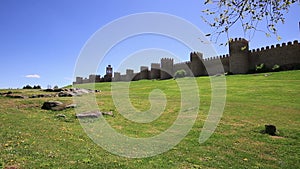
[23,85,32,89]
[174,69,186,78]
[202,0,298,45]
[255,63,267,73]
[23,85,41,89]
[272,64,280,71]
[33,85,41,89]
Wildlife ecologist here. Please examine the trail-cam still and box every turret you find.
[160,58,174,80]
[113,72,121,82]
[229,38,250,74]
[126,69,134,81]
[150,63,160,79]
[140,66,149,80]
[190,52,205,76]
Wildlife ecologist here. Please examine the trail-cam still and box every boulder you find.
[58,92,74,97]
[41,101,64,110]
[6,94,27,99]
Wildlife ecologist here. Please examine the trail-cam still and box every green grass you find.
[0,71,299,168]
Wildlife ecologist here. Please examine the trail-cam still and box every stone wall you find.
[160,58,174,80]
[249,40,300,70]
[74,38,300,84]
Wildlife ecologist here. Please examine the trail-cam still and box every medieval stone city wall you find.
[74,38,300,84]
[249,40,300,71]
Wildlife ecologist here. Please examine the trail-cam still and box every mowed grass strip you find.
[0,70,299,168]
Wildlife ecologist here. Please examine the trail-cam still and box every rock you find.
[44,89,54,92]
[65,103,77,109]
[30,94,52,98]
[53,88,63,92]
[76,111,102,118]
[29,95,38,98]
[57,88,95,97]
[58,92,74,97]
[102,111,114,116]
[76,111,114,118]
[55,114,66,118]
[41,101,64,110]
[6,94,27,99]
[265,124,276,136]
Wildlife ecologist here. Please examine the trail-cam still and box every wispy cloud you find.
[25,74,40,78]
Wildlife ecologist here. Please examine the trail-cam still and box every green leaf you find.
[277,36,282,41]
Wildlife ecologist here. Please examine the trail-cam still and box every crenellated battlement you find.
[74,38,300,84]
[204,54,230,61]
[151,63,160,69]
[230,37,248,44]
[251,40,299,53]
[174,61,190,66]
[161,58,174,62]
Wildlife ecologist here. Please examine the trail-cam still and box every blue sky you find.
[0,0,299,89]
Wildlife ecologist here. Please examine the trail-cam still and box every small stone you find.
[102,111,114,116]
[56,114,66,118]
[76,111,102,118]
[65,104,77,109]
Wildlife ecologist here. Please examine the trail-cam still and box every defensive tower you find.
[140,66,149,80]
[190,52,205,76]
[150,63,160,79]
[229,38,249,74]
[160,58,174,80]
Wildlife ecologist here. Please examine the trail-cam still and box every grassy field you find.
[0,71,299,168]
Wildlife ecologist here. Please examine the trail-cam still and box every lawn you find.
[0,70,299,168]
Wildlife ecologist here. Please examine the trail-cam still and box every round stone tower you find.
[229,38,250,74]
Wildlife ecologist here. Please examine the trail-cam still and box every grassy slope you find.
[0,71,299,169]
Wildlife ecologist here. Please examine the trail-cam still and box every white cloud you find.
[25,74,41,78]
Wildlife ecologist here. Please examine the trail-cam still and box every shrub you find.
[255,63,268,73]
[33,85,41,89]
[272,64,280,72]
[174,69,186,79]
[23,85,32,89]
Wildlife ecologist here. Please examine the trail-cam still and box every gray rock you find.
[6,94,27,99]
[76,111,102,118]
[76,111,114,118]
[58,92,74,97]
[41,101,64,110]
[55,114,66,118]
[65,103,77,109]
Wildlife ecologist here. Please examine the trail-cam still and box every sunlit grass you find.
[0,70,299,168]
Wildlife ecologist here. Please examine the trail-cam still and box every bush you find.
[33,85,41,89]
[174,69,186,79]
[255,63,268,73]
[23,85,32,89]
[272,64,280,72]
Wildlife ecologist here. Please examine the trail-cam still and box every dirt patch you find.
[270,135,285,139]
